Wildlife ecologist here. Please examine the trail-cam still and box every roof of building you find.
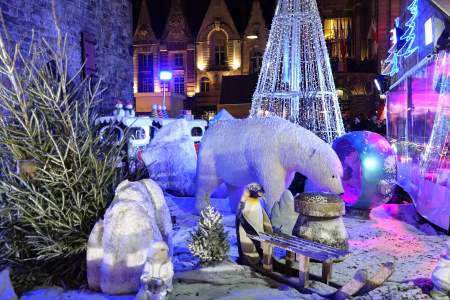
[431,0,450,17]
[132,0,277,38]
[220,74,259,105]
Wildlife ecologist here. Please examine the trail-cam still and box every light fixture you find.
[425,18,433,46]
[159,71,172,81]
[159,71,173,107]
[246,28,259,40]
[374,74,389,94]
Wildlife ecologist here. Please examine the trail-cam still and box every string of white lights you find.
[250,0,345,144]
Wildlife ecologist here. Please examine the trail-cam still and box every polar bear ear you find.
[115,180,130,194]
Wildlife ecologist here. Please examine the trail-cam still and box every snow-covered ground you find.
[22,196,447,300]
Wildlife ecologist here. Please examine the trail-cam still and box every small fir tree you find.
[188,206,230,265]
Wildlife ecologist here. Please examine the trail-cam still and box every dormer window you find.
[210,31,227,67]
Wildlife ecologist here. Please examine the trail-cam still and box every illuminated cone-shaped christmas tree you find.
[250,0,345,143]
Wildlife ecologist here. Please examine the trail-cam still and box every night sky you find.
[132,0,278,37]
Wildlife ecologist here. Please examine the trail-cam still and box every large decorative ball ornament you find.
[332,131,397,209]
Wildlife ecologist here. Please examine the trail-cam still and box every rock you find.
[173,261,310,299]
[87,179,173,295]
[294,193,348,250]
[0,269,17,300]
[271,190,299,235]
[352,282,431,300]
[142,119,197,196]
[432,241,450,297]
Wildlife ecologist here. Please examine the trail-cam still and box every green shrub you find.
[0,10,125,293]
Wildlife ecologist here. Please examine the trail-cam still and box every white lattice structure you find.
[250,0,345,143]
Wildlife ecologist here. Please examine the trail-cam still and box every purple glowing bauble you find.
[332,131,397,209]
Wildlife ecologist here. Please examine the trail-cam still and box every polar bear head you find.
[304,146,344,195]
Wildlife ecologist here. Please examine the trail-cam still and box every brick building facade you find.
[133,0,399,119]
[133,0,270,117]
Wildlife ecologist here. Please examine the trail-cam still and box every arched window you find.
[210,31,227,67]
[250,51,263,74]
[200,77,210,93]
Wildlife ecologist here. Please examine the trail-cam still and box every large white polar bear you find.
[195,117,344,212]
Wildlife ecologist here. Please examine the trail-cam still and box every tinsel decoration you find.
[250,0,345,144]
[188,205,230,265]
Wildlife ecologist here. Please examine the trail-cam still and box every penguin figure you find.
[150,104,159,118]
[113,101,125,120]
[136,241,173,300]
[157,105,164,118]
[125,102,135,118]
[236,183,273,266]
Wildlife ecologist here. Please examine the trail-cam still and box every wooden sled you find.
[246,232,394,299]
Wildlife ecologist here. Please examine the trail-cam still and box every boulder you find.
[87,179,173,295]
[271,190,299,235]
[0,269,17,300]
[142,119,197,196]
[432,241,450,297]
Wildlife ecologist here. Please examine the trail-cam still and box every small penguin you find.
[236,183,273,266]
[150,104,159,118]
[136,241,173,300]
[125,101,135,118]
[161,105,169,118]
[157,105,164,118]
[113,101,125,120]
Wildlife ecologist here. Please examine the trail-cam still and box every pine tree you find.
[0,8,126,292]
[188,206,230,265]
[398,0,418,58]
[382,18,400,76]
[250,0,345,144]
[382,42,400,76]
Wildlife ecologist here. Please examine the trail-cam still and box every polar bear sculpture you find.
[195,117,344,212]
[142,119,197,196]
[87,179,172,295]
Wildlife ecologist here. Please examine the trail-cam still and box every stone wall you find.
[0,0,133,114]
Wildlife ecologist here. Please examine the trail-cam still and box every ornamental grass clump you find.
[0,9,125,292]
